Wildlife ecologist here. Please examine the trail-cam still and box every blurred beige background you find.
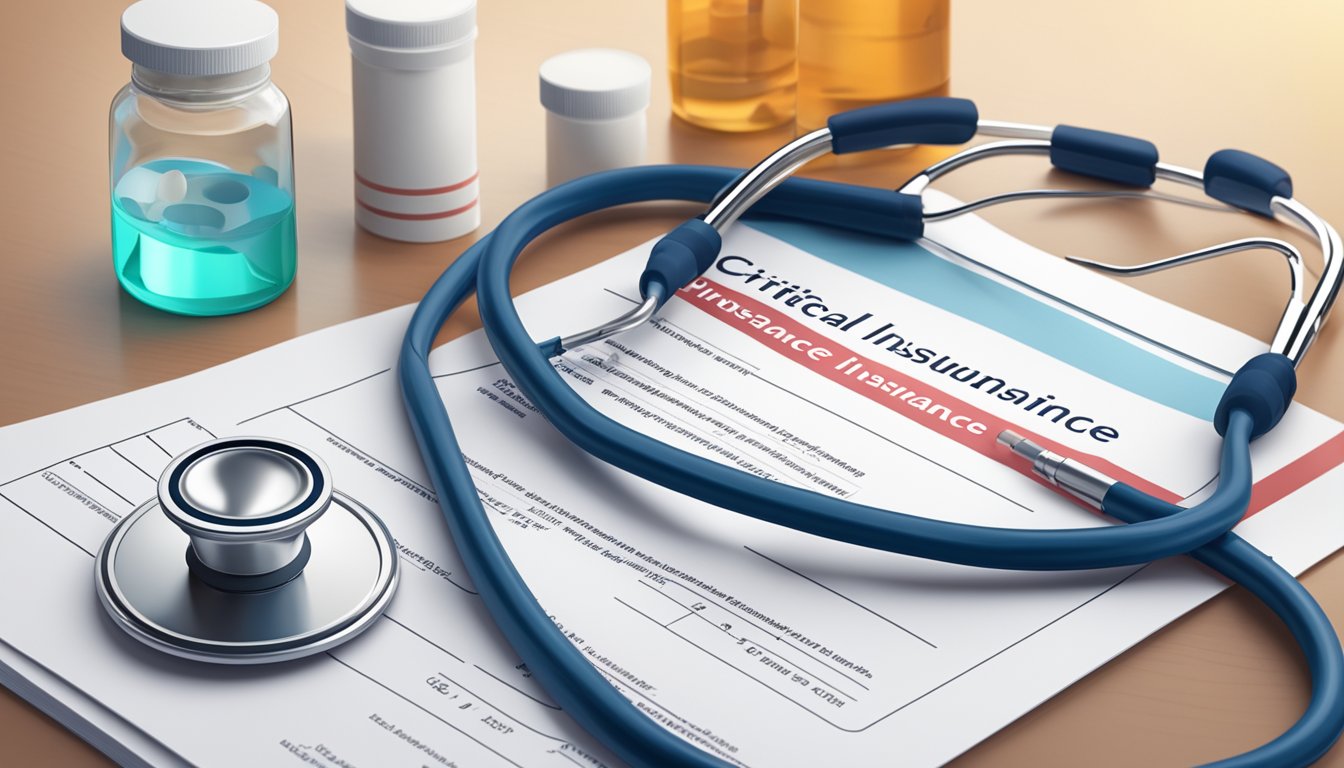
[1,1,1342,765]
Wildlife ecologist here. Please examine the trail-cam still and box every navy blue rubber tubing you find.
[1105,487,1344,767]
[400,166,1339,768]
[474,168,1254,572]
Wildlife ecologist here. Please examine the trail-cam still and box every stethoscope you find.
[98,98,1343,767]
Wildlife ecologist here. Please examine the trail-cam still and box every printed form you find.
[2,194,1343,767]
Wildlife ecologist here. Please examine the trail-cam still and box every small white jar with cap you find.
[346,0,479,243]
[539,49,652,187]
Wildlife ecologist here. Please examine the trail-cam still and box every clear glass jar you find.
[110,3,295,316]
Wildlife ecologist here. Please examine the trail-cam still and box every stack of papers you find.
[1,193,1340,766]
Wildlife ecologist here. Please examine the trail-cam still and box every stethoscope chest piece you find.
[94,437,399,664]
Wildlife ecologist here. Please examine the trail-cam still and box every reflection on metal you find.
[95,437,399,664]
[559,288,663,353]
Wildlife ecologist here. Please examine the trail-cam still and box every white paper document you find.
[2,197,1342,767]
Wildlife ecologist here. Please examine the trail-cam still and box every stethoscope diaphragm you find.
[94,436,398,664]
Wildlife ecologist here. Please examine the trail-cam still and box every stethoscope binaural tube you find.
[401,139,1344,763]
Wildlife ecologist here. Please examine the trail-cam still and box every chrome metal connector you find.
[996,431,1116,509]
[557,289,662,354]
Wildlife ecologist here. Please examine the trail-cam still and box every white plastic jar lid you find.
[346,0,476,50]
[539,49,651,121]
[121,0,279,76]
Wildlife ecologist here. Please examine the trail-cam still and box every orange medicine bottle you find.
[796,0,950,132]
[667,0,798,132]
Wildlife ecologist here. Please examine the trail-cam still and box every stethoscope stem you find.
[557,286,662,354]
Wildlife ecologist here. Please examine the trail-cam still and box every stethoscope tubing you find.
[1104,488,1344,767]
[475,167,1254,572]
[400,166,1343,767]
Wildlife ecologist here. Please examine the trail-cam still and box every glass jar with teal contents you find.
[110,0,296,316]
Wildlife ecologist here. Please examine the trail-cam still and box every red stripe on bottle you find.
[356,197,478,221]
[355,171,479,196]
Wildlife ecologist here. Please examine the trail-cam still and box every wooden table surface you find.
[2,1,1342,765]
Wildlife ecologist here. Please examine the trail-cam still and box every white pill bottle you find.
[346,0,479,243]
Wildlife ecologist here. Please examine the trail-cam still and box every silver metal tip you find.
[558,290,662,353]
[997,430,1046,464]
[1065,255,1117,272]
[996,431,1116,509]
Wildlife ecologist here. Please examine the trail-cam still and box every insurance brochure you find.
[0,193,1341,767]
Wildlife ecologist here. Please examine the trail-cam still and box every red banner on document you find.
[676,277,1344,515]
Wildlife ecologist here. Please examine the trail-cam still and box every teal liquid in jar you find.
[111,158,295,316]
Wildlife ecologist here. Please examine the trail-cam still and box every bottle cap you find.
[346,0,476,51]
[121,0,279,76]
[539,49,651,121]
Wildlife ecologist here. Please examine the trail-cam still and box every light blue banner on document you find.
[747,218,1223,422]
